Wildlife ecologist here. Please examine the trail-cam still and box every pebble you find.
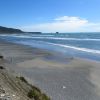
[62,86,66,89]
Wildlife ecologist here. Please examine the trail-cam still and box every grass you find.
[16,76,50,100]
[27,88,50,100]
[16,76,28,83]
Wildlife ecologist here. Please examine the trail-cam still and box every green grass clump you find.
[16,76,28,83]
[27,86,50,100]
[16,76,50,100]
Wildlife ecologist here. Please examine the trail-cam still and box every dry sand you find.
[0,40,100,100]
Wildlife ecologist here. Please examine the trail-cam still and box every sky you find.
[0,0,100,32]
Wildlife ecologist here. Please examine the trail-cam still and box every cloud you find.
[21,16,100,32]
[55,16,87,22]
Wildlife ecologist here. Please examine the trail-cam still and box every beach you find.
[0,40,100,100]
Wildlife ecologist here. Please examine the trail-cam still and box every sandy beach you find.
[0,40,100,100]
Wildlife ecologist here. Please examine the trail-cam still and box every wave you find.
[44,42,100,54]
[1,34,100,54]
[0,34,54,37]
[30,35,55,37]
[29,37,100,41]
[16,40,100,54]
[10,35,100,41]
[1,34,100,41]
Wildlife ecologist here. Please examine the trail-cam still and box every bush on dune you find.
[16,76,50,100]
[18,76,28,83]
[27,88,50,100]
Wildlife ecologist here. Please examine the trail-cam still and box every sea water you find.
[0,32,100,61]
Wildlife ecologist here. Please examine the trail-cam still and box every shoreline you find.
[0,40,100,100]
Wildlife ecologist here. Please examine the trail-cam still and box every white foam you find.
[45,42,100,54]
[19,40,100,54]
[30,37,100,41]
[16,36,100,41]
[31,35,54,37]
[1,34,100,41]
[1,34,100,54]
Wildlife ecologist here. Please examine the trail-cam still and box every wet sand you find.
[0,40,100,100]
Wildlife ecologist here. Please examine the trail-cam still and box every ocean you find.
[0,32,100,61]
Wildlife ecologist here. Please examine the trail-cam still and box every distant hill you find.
[0,26,23,33]
[26,32,42,34]
[0,26,42,34]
